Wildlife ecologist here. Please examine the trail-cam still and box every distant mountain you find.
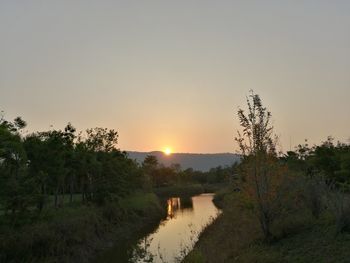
[127,151,241,172]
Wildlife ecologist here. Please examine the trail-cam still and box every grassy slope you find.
[238,223,350,263]
[184,191,350,263]
[0,192,165,263]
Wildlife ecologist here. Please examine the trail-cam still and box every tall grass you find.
[0,193,164,263]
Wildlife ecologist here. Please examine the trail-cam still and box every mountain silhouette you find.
[127,151,240,172]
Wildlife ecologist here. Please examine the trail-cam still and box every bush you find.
[212,188,231,208]
[0,206,104,262]
[327,188,350,233]
[183,248,205,263]
[303,177,326,219]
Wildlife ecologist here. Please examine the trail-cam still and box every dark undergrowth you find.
[184,189,350,263]
[0,192,165,263]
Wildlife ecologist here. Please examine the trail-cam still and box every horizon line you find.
[125,150,240,155]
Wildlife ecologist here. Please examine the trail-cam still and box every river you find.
[95,193,221,263]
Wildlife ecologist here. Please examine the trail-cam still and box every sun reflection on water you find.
[167,197,181,219]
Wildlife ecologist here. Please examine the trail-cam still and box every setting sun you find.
[164,147,172,155]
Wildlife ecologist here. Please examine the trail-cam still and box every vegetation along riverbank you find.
[0,192,165,263]
[0,115,233,262]
[184,93,350,263]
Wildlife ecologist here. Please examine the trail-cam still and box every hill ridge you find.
[127,151,240,172]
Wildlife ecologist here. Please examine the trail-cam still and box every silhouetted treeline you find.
[0,116,145,219]
[141,154,235,188]
[0,115,234,222]
[231,92,350,243]
[185,93,350,262]
[283,137,350,186]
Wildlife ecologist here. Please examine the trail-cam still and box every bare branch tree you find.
[235,91,281,241]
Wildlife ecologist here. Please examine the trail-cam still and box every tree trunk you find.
[60,186,64,207]
[259,209,273,242]
[81,178,86,203]
[38,183,45,211]
[54,187,59,208]
[70,177,73,203]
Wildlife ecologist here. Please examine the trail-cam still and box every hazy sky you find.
[1,1,349,153]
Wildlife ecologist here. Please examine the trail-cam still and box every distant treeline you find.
[234,92,350,241]
[283,137,350,186]
[0,115,234,221]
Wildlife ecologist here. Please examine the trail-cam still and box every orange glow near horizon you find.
[164,147,172,155]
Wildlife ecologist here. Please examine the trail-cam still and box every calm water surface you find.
[95,193,221,263]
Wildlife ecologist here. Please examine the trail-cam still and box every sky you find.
[1,1,350,153]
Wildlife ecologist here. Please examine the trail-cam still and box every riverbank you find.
[0,192,166,263]
[94,193,221,263]
[154,184,204,197]
[154,183,225,198]
[184,190,350,263]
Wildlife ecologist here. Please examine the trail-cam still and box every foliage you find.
[0,115,144,218]
[0,192,164,263]
[235,91,285,241]
[0,117,36,223]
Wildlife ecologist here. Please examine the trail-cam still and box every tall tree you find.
[0,117,34,220]
[235,91,282,241]
[142,155,159,188]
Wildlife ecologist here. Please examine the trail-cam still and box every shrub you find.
[326,186,350,233]
[303,177,326,219]
[183,249,205,263]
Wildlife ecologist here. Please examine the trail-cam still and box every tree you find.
[85,127,118,153]
[142,155,159,171]
[41,130,69,208]
[235,91,282,241]
[142,155,159,189]
[62,123,77,203]
[0,117,35,221]
[24,133,50,211]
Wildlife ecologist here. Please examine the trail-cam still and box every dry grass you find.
[184,190,350,263]
[184,192,261,263]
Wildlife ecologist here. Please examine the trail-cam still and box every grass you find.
[0,194,83,218]
[46,193,82,206]
[120,192,160,212]
[0,192,165,263]
[184,191,260,263]
[184,190,350,263]
[238,222,350,263]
